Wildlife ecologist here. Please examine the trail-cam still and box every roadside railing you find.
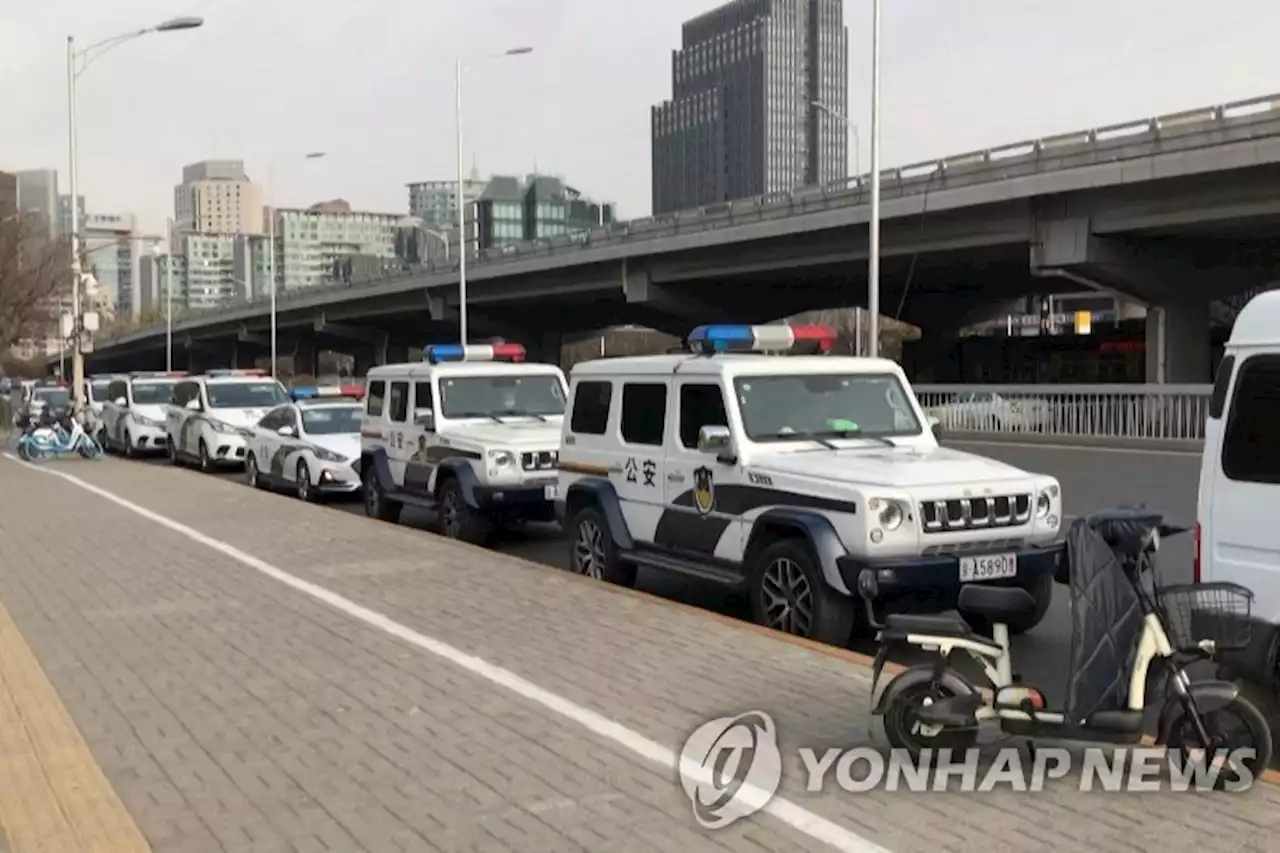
[915,384,1213,451]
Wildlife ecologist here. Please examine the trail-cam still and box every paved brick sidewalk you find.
[2,455,1279,852]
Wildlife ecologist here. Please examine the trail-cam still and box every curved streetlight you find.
[66,15,204,406]
[455,46,533,345]
[265,151,327,377]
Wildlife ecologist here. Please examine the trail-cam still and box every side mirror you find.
[413,408,435,430]
[277,425,296,437]
[184,399,201,411]
[113,397,126,406]
[927,414,942,442]
[697,424,732,454]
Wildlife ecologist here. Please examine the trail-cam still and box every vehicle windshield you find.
[90,380,111,401]
[734,373,923,441]
[131,381,176,405]
[438,374,566,418]
[32,388,69,408]
[301,405,362,435]
[206,381,288,409]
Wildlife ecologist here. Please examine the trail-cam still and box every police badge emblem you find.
[693,466,715,515]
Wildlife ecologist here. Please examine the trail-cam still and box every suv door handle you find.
[667,472,685,483]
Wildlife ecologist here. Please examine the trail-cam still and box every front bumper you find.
[129,422,168,451]
[837,541,1064,608]
[473,480,558,518]
[207,432,247,464]
[315,464,362,493]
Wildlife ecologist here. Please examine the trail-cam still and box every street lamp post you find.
[455,47,532,346]
[65,15,202,408]
[811,98,868,355]
[868,0,882,357]
[266,152,326,378]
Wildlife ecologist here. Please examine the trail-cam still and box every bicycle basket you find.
[1158,582,1254,653]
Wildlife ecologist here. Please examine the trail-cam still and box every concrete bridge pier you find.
[1145,297,1211,384]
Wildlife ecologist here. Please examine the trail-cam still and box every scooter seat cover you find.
[1063,516,1144,722]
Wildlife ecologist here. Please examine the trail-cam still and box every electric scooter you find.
[857,507,1273,784]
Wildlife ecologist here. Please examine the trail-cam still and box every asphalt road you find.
[185,438,1204,709]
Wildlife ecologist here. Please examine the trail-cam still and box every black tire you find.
[882,678,980,761]
[567,505,636,586]
[1166,694,1274,789]
[197,439,214,473]
[963,573,1054,636]
[747,538,856,645]
[296,460,314,502]
[437,477,490,544]
[245,453,263,489]
[362,466,402,523]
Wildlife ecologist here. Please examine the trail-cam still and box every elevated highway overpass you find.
[77,93,1280,381]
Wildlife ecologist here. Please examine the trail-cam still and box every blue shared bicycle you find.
[16,416,103,463]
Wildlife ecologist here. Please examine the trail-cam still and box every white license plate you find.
[959,553,1017,582]
[544,484,558,500]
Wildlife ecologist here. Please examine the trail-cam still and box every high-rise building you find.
[650,0,848,214]
[274,199,399,291]
[183,233,239,309]
[231,234,278,303]
[14,169,58,236]
[408,169,488,227]
[140,253,187,316]
[173,160,265,238]
[81,212,141,319]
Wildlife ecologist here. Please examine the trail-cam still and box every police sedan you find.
[242,386,364,501]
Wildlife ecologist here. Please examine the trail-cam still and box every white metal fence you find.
[914,384,1213,449]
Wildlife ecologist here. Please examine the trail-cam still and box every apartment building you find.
[173,160,264,239]
[274,199,398,291]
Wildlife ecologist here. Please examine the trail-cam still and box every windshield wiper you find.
[450,412,505,423]
[496,409,548,422]
[765,431,839,450]
[829,429,896,447]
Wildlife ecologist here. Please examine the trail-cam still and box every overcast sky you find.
[2,0,1278,236]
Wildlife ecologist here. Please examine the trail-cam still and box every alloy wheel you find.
[760,556,814,636]
[573,519,606,579]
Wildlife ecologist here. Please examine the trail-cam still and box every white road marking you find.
[950,439,1201,458]
[1,454,889,853]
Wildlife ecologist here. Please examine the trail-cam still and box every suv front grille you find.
[920,494,1031,533]
[521,450,558,471]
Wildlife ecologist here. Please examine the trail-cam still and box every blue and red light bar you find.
[130,370,188,378]
[204,369,268,377]
[424,343,526,364]
[291,384,366,400]
[687,323,836,354]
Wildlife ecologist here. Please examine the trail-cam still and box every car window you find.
[388,382,409,422]
[679,384,729,448]
[90,379,112,402]
[302,405,362,435]
[366,380,386,417]
[620,383,666,446]
[130,381,176,405]
[733,373,921,440]
[1221,354,1280,484]
[206,381,287,408]
[438,374,565,418]
[570,381,611,434]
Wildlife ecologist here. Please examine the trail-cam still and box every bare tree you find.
[0,213,71,355]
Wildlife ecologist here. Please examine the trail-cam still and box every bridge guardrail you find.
[92,92,1280,348]
[916,384,1213,451]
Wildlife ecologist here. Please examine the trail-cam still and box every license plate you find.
[959,553,1017,582]
[544,484,558,500]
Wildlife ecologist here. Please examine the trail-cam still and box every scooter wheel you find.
[1166,694,1274,789]
[882,679,979,761]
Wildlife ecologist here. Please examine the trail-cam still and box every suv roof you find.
[572,352,904,378]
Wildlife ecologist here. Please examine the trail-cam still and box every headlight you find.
[209,420,238,434]
[135,415,163,427]
[314,448,345,463]
[1036,492,1052,518]
[868,498,907,533]
[488,449,515,467]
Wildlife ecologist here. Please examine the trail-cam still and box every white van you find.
[1197,289,1280,690]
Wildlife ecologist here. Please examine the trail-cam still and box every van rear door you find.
[1209,352,1280,625]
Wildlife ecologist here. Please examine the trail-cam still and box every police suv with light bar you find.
[100,372,187,457]
[360,343,568,544]
[557,323,1065,644]
[243,385,365,500]
[165,370,290,472]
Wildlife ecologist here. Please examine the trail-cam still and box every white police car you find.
[84,374,121,442]
[360,342,567,543]
[243,384,365,501]
[166,369,290,472]
[101,371,186,457]
[557,323,1065,645]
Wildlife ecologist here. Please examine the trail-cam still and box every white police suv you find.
[360,342,567,544]
[101,371,186,457]
[166,369,290,472]
[557,323,1065,644]
[244,384,365,501]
